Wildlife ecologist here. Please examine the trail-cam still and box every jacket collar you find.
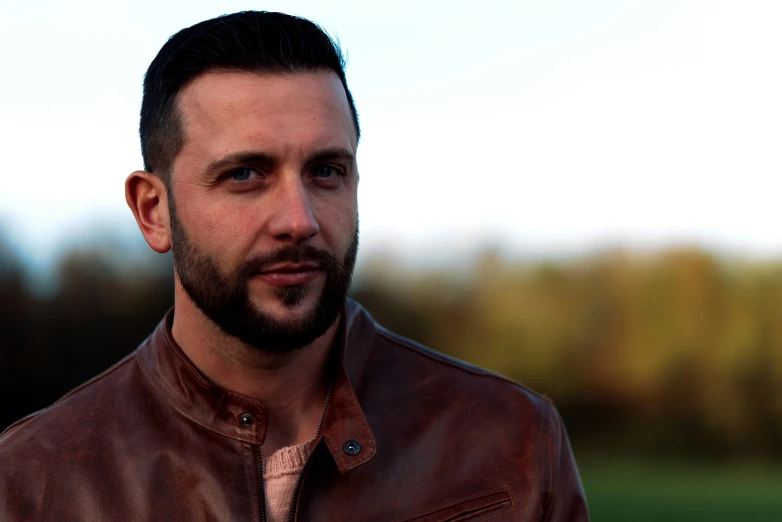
[136,298,376,474]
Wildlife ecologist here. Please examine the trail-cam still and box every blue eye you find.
[230,168,258,181]
[313,165,336,178]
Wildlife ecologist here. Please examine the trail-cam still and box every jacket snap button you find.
[239,413,253,426]
[343,440,361,455]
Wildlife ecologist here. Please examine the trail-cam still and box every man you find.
[0,11,588,521]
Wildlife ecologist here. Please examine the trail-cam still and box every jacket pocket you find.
[397,490,512,522]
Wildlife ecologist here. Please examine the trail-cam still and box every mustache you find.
[238,245,341,277]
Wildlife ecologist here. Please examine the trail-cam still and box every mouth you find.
[254,262,321,286]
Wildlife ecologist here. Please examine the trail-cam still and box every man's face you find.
[167,71,359,352]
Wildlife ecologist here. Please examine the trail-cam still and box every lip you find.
[255,262,321,287]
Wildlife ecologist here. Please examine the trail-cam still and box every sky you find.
[1,0,781,270]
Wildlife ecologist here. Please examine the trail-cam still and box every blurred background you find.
[2,1,782,520]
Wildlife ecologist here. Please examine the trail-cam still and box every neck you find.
[171,285,338,455]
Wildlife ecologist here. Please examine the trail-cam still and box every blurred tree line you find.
[3,234,782,460]
[0,237,174,430]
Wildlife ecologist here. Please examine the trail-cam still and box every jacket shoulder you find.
[0,351,139,452]
[372,323,553,411]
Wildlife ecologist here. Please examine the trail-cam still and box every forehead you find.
[174,70,356,167]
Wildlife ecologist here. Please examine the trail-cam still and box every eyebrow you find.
[305,147,356,166]
[203,152,275,179]
[202,147,356,179]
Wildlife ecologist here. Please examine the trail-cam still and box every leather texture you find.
[0,298,589,521]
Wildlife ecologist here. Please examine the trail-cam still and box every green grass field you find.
[580,460,782,521]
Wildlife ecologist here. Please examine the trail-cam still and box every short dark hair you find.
[140,11,360,179]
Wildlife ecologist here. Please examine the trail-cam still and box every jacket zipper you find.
[286,375,334,521]
[285,438,320,522]
[254,445,267,522]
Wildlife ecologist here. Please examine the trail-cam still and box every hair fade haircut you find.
[139,11,360,179]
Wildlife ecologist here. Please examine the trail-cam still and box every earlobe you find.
[125,171,172,253]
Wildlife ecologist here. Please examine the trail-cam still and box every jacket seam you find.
[483,511,514,522]
[375,328,552,403]
[392,488,510,522]
[134,352,259,444]
[243,443,256,522]
[157,322,268,409]
[543,403,555,522]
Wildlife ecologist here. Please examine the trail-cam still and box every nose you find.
[267,175,319,242]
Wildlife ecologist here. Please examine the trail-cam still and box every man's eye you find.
[229,168,260,181]
[312,165,337,178]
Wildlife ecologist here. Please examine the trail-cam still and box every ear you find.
[125,170,172,253]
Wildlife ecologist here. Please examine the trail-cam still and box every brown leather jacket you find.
[0,299,589,521]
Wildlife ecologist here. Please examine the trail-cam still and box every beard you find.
[168,194,358,353]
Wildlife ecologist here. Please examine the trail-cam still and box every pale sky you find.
[1,0,781,269]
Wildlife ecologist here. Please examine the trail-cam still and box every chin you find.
[255,287,320,318]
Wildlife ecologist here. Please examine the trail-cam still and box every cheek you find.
[178,195,260,266]
[313,195,358,250]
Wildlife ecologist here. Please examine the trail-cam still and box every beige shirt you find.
[263,439,315,522]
